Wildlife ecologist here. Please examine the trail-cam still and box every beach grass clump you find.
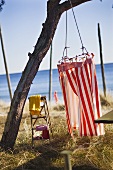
[100,92,113,108]
[0,100,10,115]
[52,103,65,111]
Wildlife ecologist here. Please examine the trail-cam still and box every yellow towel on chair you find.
[29,95,41,115]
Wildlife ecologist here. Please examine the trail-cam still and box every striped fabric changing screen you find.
[57,57,105,137]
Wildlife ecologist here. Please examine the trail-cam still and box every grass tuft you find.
[100,92,113,107]
[0,93,113,169]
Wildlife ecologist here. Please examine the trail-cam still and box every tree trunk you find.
[0,0,90,150]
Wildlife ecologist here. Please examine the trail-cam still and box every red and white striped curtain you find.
[57,57,104,137]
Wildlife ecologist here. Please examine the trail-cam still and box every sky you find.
[0,0,113,74]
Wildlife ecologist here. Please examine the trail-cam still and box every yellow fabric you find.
[29,95,41,115]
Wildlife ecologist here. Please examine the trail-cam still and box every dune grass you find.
[0,93,113,170]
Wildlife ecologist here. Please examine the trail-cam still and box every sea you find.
[0,63,113,104]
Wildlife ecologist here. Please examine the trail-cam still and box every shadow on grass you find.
[13,133,69,170]
[14,150,64,170]
[72,165,100,170]
[12,133,100,170]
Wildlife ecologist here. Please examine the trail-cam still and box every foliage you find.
[0,0,5,11]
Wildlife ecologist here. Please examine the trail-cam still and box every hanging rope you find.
[69,0,88,54]
[63,10,69,57]
[65,10,68,56]
[62,0,88,59]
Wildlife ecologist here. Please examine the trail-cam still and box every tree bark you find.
[0,0,90,150]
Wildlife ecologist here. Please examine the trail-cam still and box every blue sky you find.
[0,0,113,74]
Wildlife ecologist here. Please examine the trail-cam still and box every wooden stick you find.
[0,26,12,101]
[98,23,106,97]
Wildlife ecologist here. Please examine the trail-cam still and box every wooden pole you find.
[0,26,13,101]
[49,43,52,103]
[97,23,106,97]
[61,150,72,170]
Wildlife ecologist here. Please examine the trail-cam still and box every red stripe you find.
[66,69,78,95]
[79,112,83,136]
[71,69,89,135]
[71,67,90,135]
[88,62,93,94]
[58,58,103,137]
[84,63,93,98]
[75,67,94,135]
[89,62,101,117]
[94,69,101,118]
[60,76,72,135]
[82,110,87,135]
[90,61,103,135]
[83,64,97,135]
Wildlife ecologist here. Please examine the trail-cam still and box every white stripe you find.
[83,108,90,135]
[91,63,97,120]
[91,63,105,135]
[72,68,90,136]
[60,73,73,134]
[79,98,90,135]
[58,58,104,136]
[68,68,78,94]
[73,67,90,136]
[65,72,79,128]
[82,66,94,110]
[78,67,96,135]
[91,62,105,135]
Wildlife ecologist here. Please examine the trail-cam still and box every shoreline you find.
[0,93,113,116]
[0,62,113,76]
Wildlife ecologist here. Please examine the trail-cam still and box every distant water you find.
[0,63,113,103]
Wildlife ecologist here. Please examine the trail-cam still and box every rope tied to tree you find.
[63,10,70,57]
[63,0,88,57]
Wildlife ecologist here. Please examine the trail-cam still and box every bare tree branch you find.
[59,0,91,13]
[0,0,5,11]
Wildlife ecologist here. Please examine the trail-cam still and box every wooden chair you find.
[29,95,53,147]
